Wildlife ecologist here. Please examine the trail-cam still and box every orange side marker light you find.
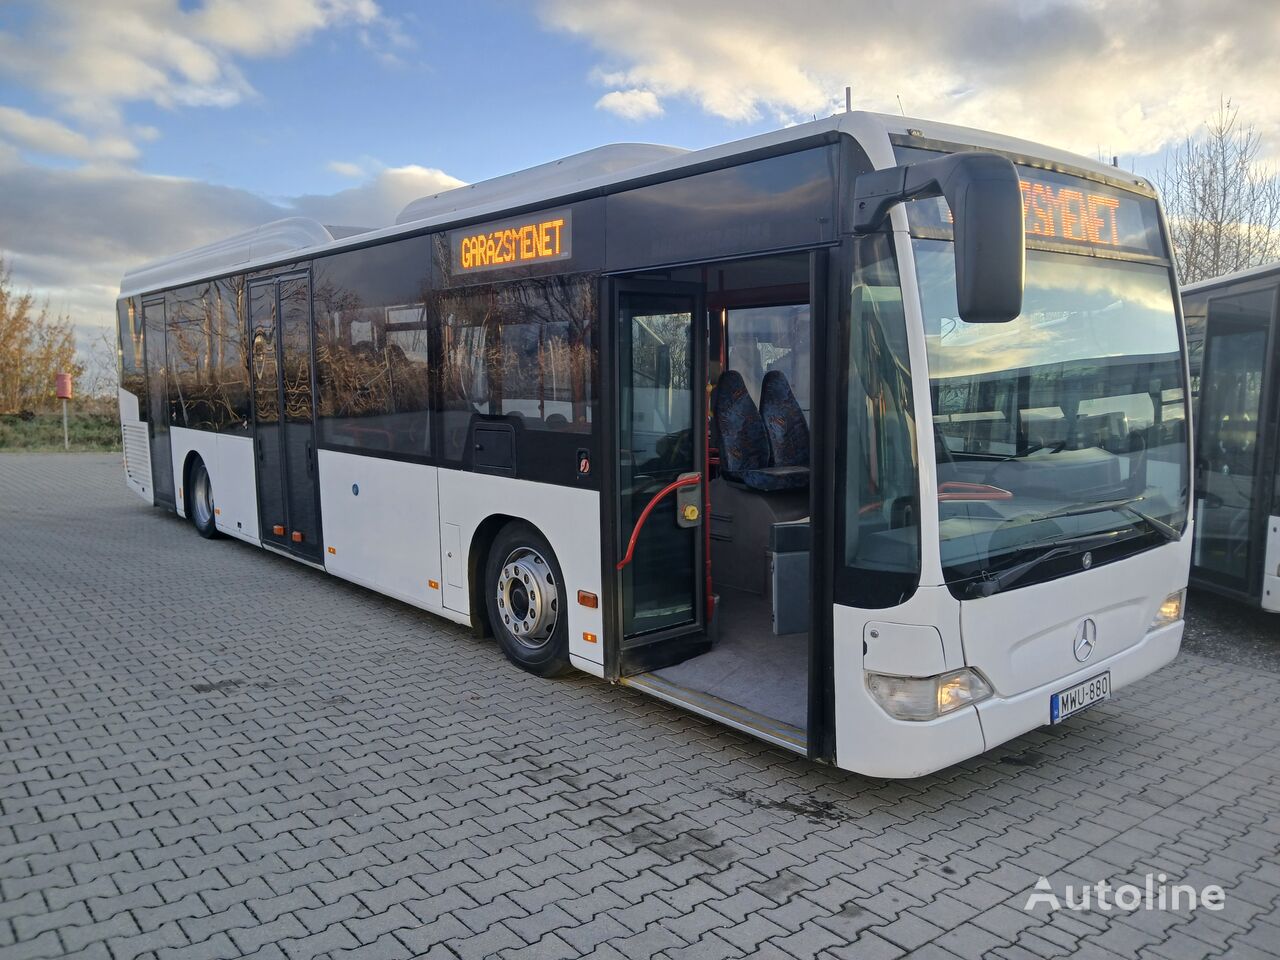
[428,579,440,590]
[577,590,598,608]
[583,632,598,644]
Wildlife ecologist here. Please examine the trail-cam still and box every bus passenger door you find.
[1193,287,1276,599]
[609,281,710,675]
[250,272,323,562]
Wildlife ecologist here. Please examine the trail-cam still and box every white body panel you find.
[118,388,153,505]
[436,470,605,668]
[1264,516,1280,612]
[834,587,980,778]
[168,426,260,545]
[317,450,445,616]
[960,534,1192,697]
[834,535,1190,778]
[214,435,260,543]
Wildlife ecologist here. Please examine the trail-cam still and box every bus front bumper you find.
[838,619,1182,779]
[974,618,1183,751]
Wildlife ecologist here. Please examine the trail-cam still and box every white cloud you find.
[0,107,139,162]
[541,0,1280,160]
[327,160,367,178]
[595,89,663,121]
[0,0,384,157]
[292,164,466,226]
[0,160,465,333]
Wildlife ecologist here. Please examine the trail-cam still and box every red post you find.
[55,372,72,450]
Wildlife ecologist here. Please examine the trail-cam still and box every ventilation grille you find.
[122,422,151,489]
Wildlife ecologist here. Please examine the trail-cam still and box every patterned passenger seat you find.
[760,370,810,475]
[714,370,807,492]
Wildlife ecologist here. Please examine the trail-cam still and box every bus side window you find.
[438,274,596,462]
[312,237,434,458]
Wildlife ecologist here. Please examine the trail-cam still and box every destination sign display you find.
[896,149,1164,258]
[451,210,572,273]
[1020,179,1128,247]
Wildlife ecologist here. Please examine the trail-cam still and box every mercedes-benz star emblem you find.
[1074,618,1097,663]
[1081,551,1093,570]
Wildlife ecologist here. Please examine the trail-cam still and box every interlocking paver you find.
[2,452,1279,960]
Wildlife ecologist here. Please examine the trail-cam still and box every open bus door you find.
[604,279,711,677]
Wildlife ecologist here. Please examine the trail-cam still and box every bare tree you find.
[78,327,121,400]
[1154,99,1280,284]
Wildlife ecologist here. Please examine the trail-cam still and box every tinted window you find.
[438,274,596,461]
[314,238,433,457]
[605,146,838,271]
[1195,289,1273,586]
[726,304,810,414]
[837,235,920,607]
[213,278,251,431]
[117,297,146,417]
[166,284,204,428]
[164,282,249,432]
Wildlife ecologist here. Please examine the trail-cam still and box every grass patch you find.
[0,412,122,452]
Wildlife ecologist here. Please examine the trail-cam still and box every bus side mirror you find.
[853,152,1025,323]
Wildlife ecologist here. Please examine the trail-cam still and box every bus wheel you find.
[189,458,220,539]
[485,522,572,677]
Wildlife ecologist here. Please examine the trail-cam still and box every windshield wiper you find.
[965,532,1121,599]
[1116,503,1181,543]
[1018,496,1181,542]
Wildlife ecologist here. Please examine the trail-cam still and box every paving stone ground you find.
[2,452,1279,960]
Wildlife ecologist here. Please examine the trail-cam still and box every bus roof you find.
[119,112,1148,299]
[1182,259,1280,294]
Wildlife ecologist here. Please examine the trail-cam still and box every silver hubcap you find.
[496,547,558,649]
[193,466,214,528]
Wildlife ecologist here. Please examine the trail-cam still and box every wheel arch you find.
[467,512,524,637]
[181,449,205,518]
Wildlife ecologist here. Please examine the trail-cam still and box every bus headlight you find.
[1150,589,1185,629]
[866,668,993,722]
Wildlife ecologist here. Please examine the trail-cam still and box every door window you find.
[1195,288,1273,587]
[618,291,699,637]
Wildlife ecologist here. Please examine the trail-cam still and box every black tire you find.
[188,457,221,540]
[484,522,572,677]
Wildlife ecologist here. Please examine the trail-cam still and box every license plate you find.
[1050,671,1111,723]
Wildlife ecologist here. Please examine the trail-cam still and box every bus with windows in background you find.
[116,112,1191,778]
[1182,264,1280,612]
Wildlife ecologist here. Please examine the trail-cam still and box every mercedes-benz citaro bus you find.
[115,113,1192,777]
[1182,264,1280,612]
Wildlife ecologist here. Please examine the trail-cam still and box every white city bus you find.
[1182,264,1280,612]
[116,113,1192,778]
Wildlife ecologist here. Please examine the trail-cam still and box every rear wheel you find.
[189,458,220,539]
[484,522,571,677]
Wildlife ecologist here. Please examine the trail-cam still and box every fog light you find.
[866,668,993,722]
[1151,589,1185,629]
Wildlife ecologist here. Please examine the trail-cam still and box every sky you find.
[1,0,1279,347]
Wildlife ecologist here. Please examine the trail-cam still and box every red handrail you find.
[617,474,702,570]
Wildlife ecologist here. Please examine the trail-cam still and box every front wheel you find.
[189,458,220,539]
[484,523,572,677]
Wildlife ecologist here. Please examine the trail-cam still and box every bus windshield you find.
[915,241,1189,596]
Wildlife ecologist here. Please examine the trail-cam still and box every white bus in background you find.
[117,112,1192,778]
[1182,265,1280,612]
